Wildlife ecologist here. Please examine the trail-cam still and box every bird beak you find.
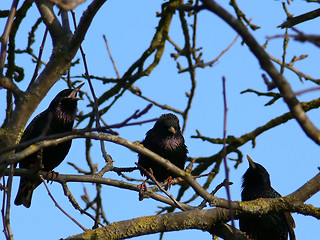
[68,83,84,100]
[247,155,256,169]
[168,126,176,134]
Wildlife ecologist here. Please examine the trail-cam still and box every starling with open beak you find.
[14,84,84,208]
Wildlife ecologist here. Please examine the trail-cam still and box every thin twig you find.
[198,179,233,209]
[1,177,8,240]
[61,182,104,227]
[167,172,215,188]
[71,11,112,164]
[136,163,187,211]
[221,77,236,237]
[28,28,48,88]
[191,0,200,61]
[108,117,158,129]
[40,175,87,231]
[109,104,154,128]
[280,27,289,75]
[0,0,19,75]
[67,162,90,174]
[103,34,120,78]
[93,184,102,229]
[295,87,320,96]
[111,166,139,176]
[204,33,239,67]
[178,9,197,133]
[3,163,14,240]
[268,54,318,83]
[172,30,240,73]
[229,0,260,30]
[128,89,184,115]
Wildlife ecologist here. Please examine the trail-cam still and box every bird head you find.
[247,155,256,169]
[67,82,84,100]
[49,83,84,106]
[154,113,181,137]
[49,83,84,122]
[242,155,271,189]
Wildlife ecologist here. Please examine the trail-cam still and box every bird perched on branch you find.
[239,155,296,240]
[14,83,84,208]
[138,113,188,189]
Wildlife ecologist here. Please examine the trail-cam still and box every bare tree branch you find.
[278,8,320,28]
[201,0,320,146]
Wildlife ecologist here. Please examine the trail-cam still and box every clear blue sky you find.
[1,0,320,239]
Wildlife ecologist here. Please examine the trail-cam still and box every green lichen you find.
[180,170,192,177]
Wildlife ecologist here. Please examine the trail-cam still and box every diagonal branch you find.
[35,0,64,45]
[201,0,320,146]
[1,0,109,158]
[178,8,197,133]
[96,0,180,106]
[40,175,87,231]
[278,8,320,28]
[0,0,18,75]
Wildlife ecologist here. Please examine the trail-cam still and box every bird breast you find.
[55,105,76,123]
[162,136,182,150]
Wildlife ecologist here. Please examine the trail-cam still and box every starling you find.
[14,84,84,208]
[239,155,296,240]
[138,113,188,186]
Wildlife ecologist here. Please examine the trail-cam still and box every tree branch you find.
[278,8,320,28]
[64,208,246,240]
[201,0,320,146]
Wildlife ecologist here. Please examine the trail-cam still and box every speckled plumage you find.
[239,156,296,240]
[14,84,83,208]
[138,113,188,182]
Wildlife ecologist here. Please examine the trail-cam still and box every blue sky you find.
[1,0,320,239]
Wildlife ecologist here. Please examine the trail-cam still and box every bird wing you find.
[267,188,296,240]
[20,110,50,142]
[273,189,296,240]
[16,111,50,168]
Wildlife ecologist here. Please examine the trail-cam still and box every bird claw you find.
[138,181,148,201]
[244,233,253,240]
[164,176,173,190]
[46,170,59,184]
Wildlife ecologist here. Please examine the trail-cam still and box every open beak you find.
[68,83,84,100]
[247,155,256,169]
[168,126,176,134]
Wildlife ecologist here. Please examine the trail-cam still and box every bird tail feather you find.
[289,225,296,240]
[14,178,36,208]
[285,212,296,240]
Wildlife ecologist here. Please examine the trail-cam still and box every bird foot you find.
[138,181,148,201]
[242,232,253,240]
[46,170,59,184]
[164,176,173,190]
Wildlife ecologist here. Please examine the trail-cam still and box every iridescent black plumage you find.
[239,156,296,240]
[14,84,83,208]
[138,113,188,182]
